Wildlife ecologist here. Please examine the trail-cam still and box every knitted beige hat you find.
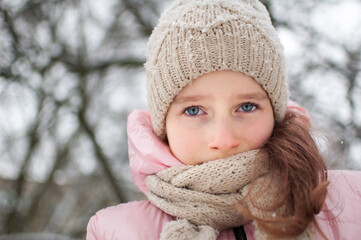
[145,0,289,138]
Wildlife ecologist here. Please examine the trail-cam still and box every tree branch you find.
[77,107,128,203]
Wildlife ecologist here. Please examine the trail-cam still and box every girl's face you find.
[165,70,274,165]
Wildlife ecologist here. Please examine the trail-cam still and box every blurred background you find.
[0,0,360,239]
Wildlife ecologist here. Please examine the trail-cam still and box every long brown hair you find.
[242,111,329,238]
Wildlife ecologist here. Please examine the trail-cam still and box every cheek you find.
[167,124,202,164]
[245,118,274,149]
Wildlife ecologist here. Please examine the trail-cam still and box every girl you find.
[87,0,361,239]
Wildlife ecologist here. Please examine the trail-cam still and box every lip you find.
[196,151,249,164]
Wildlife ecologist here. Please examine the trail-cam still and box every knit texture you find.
[145,0,289,138]
[146,150,314,240]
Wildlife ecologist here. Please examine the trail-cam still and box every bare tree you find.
[0,0,162,236]
[267,0,361,168]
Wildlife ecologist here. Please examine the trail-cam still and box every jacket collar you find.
[127,110,183,194]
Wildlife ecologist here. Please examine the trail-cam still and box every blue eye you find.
[238,103,257,112]
[184,106,204,116]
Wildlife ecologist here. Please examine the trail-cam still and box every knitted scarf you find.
[145,150,314,240]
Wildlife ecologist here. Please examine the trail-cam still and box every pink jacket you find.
[87,110,361,240]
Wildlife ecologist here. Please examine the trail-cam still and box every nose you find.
[208,119,240,151]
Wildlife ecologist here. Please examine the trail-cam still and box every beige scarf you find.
[145,150,313,240]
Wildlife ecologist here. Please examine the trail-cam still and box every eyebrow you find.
[173,92,268,105]
[172,95,209,105]
[236,93,268,101]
